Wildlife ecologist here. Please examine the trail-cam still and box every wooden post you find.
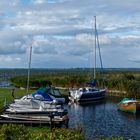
[11,88,15,99]
[50,113,54,132]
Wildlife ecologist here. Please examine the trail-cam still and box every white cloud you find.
[0,55,20,62]
[33,0,46,4]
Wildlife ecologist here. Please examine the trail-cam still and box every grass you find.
[0,124,85,140]
[0,88,34,108]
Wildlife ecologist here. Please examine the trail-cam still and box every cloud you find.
[0,0,140,68]
[129,59,140,63]
[33,40,58,54]
[0,55,21,64]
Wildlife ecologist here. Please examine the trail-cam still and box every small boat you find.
[68,16,106,103]
[117,98,140,114]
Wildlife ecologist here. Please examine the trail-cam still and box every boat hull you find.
[118,102,136,114]
[69,88,106,103]
[0,114,68,122]
[117,98,140,114]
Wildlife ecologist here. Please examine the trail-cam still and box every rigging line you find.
[95,28,103,72]
[95,21,105,87]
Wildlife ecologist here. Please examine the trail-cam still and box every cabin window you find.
[52,89,62,96]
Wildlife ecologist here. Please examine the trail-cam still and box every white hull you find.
[1,114,65,122]
[6,107,64,113]
[14,94,65,105]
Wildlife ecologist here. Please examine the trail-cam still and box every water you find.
[65,99,140,140]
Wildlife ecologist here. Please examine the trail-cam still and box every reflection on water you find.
[65,99,140,139]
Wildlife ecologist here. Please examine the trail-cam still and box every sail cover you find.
[87,79,96,86]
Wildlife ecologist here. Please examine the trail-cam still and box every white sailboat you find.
[69,16,106,103]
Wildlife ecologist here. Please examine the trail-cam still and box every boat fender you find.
[39,105,44,111]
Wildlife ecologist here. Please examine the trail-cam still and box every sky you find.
[0,0,140,68]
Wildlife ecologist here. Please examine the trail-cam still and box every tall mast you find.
[94,16,96,80]
[26,43,32,94]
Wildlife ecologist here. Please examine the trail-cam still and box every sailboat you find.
[13,44,65,105]
[0,43,68,125]
[68,16,106,103]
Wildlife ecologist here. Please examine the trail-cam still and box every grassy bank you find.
[0,88,85,140]
[0,124,125,140]
[0,88,33,108]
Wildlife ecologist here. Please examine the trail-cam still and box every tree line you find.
[10,71,140,98]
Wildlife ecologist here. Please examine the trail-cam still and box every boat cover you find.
[32,88,53,101]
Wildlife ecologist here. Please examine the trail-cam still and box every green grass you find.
[0,88,34,108]
[0,124,85,140]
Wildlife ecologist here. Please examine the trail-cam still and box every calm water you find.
[65,98,140,140]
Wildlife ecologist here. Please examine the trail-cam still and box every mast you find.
[26,43,33,94]
[94,16,96,80]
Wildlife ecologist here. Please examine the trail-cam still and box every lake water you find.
[65,98,140,140]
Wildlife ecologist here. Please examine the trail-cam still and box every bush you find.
[0,124,29,140]
[0,124,84,140]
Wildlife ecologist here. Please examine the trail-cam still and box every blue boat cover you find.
[32,88,53,101]
[87,79,96,86]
